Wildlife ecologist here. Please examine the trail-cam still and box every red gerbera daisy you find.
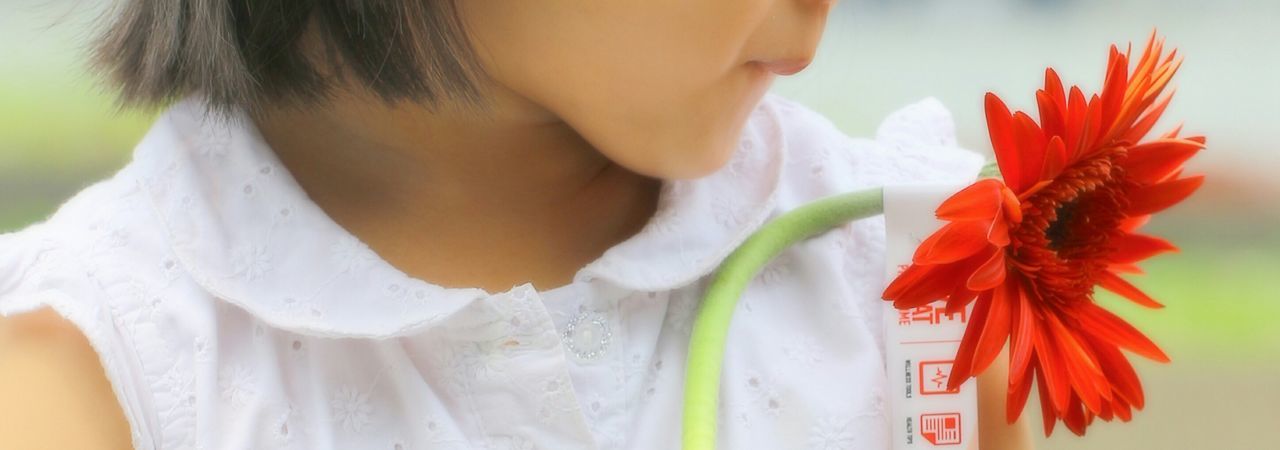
[881,32,1205,436]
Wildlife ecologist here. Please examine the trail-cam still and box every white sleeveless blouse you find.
[0,92,982,449]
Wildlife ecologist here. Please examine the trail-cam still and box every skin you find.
[1,1,1033,447]
[252,0,834,295]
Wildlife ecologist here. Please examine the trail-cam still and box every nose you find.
[744,0,836,76]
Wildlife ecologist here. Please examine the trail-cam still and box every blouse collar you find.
[132,94,785,338]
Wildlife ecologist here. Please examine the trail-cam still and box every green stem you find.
[680,161,999,448]
[681,187,885,450]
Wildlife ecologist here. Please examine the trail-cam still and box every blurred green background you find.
[1,0,1276,449]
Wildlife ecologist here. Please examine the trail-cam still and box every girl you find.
[0,1,1034,448]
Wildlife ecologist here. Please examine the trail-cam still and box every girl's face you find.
[458,0,836,179]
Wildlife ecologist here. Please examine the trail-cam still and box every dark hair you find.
[91,0,490,116]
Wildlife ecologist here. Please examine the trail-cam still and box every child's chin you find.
[668,137,740,180]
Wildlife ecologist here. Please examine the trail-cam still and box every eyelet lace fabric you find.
[0,92,982,449]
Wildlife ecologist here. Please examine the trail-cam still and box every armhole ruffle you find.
[873,97,986,186]
[0,232,160,450]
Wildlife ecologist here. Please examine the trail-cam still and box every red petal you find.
[1007,358,1036,424]
[945,285,979,312]
[1001,185,1024,224]
[1045,68,1067,109]
[944,285,976,315]
[913,221,991,265]
[1121,138,1205,184]
[1108,263,1145,275]
[1160,123,1183,140]
[1108,232,1178,265]
[1073,300,1171,363]
[882,264,949,309]
[1080,93,1105,155]
[1065,86,1088,158]
[1014,112,1049,188]
[1096,270,1165,309]
[1063,394,1089,436]
[886,252,990,309]
[936,178,1006,221]
[1037,89,1066,140]
[1124,90,1174,143]
[971,281,1015,375]
[1111,394,1134,422]
[966,249,1007,291]
[1097,397,1115,421]
[1118,214,1151,233]
[986,93,1026,192]
[1100,46,1130,129]
[947,291,992,391]
[1035,367,1060,436]
[1041,136,1069,181]
[1081,333,1146,410]
[987,214,1012,247]
[1126,175,1204,216]
[1033,315,1072,414]
[1008,284,1036,387]
[1045,313,1110,415]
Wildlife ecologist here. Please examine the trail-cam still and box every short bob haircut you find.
[91,0,491,116]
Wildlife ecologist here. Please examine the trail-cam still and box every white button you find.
[562,308,611,360]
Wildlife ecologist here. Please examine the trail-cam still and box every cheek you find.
[463,1,773,179]
[587,65,775,180]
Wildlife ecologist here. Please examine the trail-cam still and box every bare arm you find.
[0,307,134,450]
[972,345,1036,450]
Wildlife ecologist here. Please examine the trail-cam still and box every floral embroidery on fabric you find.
[806,415,858,450]
[461,340,512,381]
[711,196,751,229]
[329,235,376,274]
[781,336,824,368]
[217,363,255,409]
[426,346,472,399]
[230,244,272,281]
[330,384,375,434]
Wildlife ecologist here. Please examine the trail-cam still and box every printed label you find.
[883,182,980,449]
[920,412,964,445]
[919,360,960,396]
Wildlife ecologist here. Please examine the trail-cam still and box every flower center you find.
[1010,151,1131,306]
[1045,198,1082,251]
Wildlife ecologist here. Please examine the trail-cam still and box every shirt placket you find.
[543,284,631,450]
[453,284,601,450]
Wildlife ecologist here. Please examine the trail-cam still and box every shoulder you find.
[754,92,985,203]
[0,307,135,449]
[0,162,171,450]
[744,94,987,345]
[0,159,172,316]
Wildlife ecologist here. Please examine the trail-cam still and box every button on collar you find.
[562,305,612,361]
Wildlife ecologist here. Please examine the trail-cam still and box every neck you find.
[251,86,663,293]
